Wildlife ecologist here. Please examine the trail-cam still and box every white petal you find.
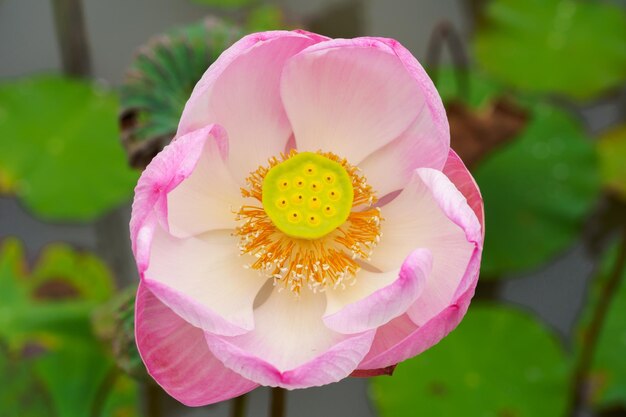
[167,130,243,238]
[205,288,375,388]
[143,227,268,336]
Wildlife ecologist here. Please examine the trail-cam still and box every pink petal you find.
[280,38,427,164]
[130,124,231,267]
[355,152,483,370]
[322,249,432,334]
[357,285,476,370]
[371,168,482,325]
[177,31,323,182]
[359,113,450,199]
[360,314,418,366]
[205,289,375,389]
[354,36,451,198]
[142,228,268,336]
[135,283,258,406]
[442,149,485,233]
[373,37,449,148]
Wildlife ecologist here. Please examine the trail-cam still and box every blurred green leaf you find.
[0,75,138,221]
[34,341,140,417]
[371,304,570,417]
[34,341,114,417]
[598,125,626,201]
[0,238,114,349]
[191,0,255,8]
[473,0,626,100]
[0,238,140,417]
[30,244,115,302]
[246,4,285,32]
[0,349,52,417]
[101,373,141,417]
[121,18,242,167]
[575,239,626,408]
[436,68,600,277]
[475,103,600,276]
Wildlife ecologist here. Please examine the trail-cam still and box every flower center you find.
[235,150,382,293]
[261,152,354,240]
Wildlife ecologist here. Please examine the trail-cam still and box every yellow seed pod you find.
[262,152,354,239]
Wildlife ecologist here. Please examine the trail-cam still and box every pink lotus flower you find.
[130,30,484,406]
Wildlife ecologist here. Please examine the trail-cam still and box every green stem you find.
[90,367,119,417]
[568,227,626,415]
[269,387,286,417]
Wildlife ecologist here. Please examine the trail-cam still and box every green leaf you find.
[371,304,570,417]
[0,238,114,349]
[575,239,626,408]
[598,125,626,201]
[435,68,600,276]
[475,103,600,276]
[30,244,115,303]
[0,348,52,417]
[121,18,242,166]
[34,341,114,417]
[101,373,141,417]
[0,238,140,417]
[0,75,138,221]
[474,0,626,100]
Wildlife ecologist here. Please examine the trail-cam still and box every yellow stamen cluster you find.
[234,150,382,293]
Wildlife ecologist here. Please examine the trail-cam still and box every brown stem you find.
[52,0,137,290]
[51,0,92,77]
[269,387,286,417]
[568,227,626,415]
[146,383,162,417]
[425,20,470,100]
[230,394,248,417]
[463,0,489,26]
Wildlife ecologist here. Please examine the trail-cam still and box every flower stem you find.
[230,394,248,417]
[90,367,119,417]
[269,387,286,417]
[568,227,626,415]
[146,383,162,417]
[51,0,92,77]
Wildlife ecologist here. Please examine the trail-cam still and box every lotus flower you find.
[130,30,484,406]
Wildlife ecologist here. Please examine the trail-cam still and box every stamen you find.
[234,150,382,294]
